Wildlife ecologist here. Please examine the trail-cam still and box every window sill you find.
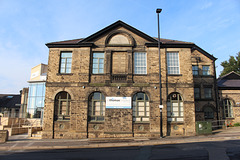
[57,73,73,76]
[88,121,105,124]
[134,74,148,76]
[133,121,150,124]
[194,75,214,78]
[91,74,105,75]
[167,74,182,76]
[54,120,70,122]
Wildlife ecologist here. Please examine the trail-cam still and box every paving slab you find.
[0,127,240,151]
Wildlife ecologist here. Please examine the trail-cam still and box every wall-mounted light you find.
[154,86,157,89]
[82,86,85,89]
[117,86,120,89]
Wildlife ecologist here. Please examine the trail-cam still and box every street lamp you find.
[156,8,163,138]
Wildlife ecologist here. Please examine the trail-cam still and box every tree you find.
[220,52,240,77]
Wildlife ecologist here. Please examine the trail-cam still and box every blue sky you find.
[0,0,240,94]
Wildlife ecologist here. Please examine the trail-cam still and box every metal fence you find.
[211,120,227,130]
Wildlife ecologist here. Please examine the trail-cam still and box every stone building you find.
[42,20,217,139]
[218,71,240,124]
[0,94,21,118]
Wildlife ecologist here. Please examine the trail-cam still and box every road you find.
[1,139,240,160]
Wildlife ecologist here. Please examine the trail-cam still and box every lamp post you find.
[156,8,163,138]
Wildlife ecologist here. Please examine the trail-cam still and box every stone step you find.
[34,131,42,134]
[32,131,42,138]
[32,134,42,137]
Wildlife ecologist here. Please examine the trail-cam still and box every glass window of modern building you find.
[27,82,46,118]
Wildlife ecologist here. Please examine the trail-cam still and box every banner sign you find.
[106,97,131,109]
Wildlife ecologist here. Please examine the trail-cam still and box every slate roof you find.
[45,20,217,61]
[0,94,21,109]
[217,71,240,89]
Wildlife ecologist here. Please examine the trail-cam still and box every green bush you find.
[234,123,240,127]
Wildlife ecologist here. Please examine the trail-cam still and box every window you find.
[167,93,183,122]
[27,82,46,118]
[134,52,147,74]
[54,91,71,121]
[204,106,214,119]
[204,87,212,99]
[88,92,105,121]
[192,65,199,76]
[194,87,200,99]
[223,99,233,118]
[202,65,210,75]
[167,52,180,74]
[60,52,72,74]
[92,53,104,74]
[133,92,149,122]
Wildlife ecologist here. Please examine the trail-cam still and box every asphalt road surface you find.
[1,139,240,160]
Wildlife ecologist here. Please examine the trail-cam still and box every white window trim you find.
[60,51,72,74]
[167,52,180,75]
[134,52,147,74]
[92,52,105,74]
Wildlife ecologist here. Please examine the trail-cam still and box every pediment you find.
[79,20,157,46]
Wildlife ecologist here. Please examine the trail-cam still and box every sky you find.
[0,0,240,94]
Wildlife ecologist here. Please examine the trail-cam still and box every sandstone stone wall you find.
[218,89,240,124]
[192,50,218,122]
[42,26,216,139]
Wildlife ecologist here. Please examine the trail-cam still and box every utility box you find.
[196,121,212,135]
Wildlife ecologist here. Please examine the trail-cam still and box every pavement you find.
[1,127,240,151]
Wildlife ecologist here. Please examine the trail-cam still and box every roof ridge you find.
[218,71,240,80]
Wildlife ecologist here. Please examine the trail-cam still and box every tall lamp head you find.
[156,8,162,13]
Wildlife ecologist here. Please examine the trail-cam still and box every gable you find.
[218,72,240,89]
[80,20,158,44]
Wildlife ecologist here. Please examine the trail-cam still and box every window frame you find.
[192,65,199,76]
[202,65,210,76]
[132,92,150,122]
[223,99,233,118]
[167,93,184,122]
[167,52,180,75]
[59,51,72,74]
[92,52,105,74]
[27,82,46,118]
[204,106,214,119]
[134,52,147,75]
[54,92,71,121]
[204,87,212,99]
[194,87,201,99]
[88,92,105,122]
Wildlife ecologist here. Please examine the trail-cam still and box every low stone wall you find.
[0,130,8,143]
[28,127,42,137]
[4,127,28,136]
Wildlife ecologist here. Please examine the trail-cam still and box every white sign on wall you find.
[106,97,131,109]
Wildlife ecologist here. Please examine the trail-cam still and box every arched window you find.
[88,92,105,121]
[108,34,130,45]
[223,99,233,118]
[54,91,71,121]
[133,92,149,122]
[167,92,183,122]
[204,106,214,119]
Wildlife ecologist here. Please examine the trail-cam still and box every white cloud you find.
[201,2,213,10]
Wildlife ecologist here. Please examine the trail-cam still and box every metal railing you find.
[211,120,227,130]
